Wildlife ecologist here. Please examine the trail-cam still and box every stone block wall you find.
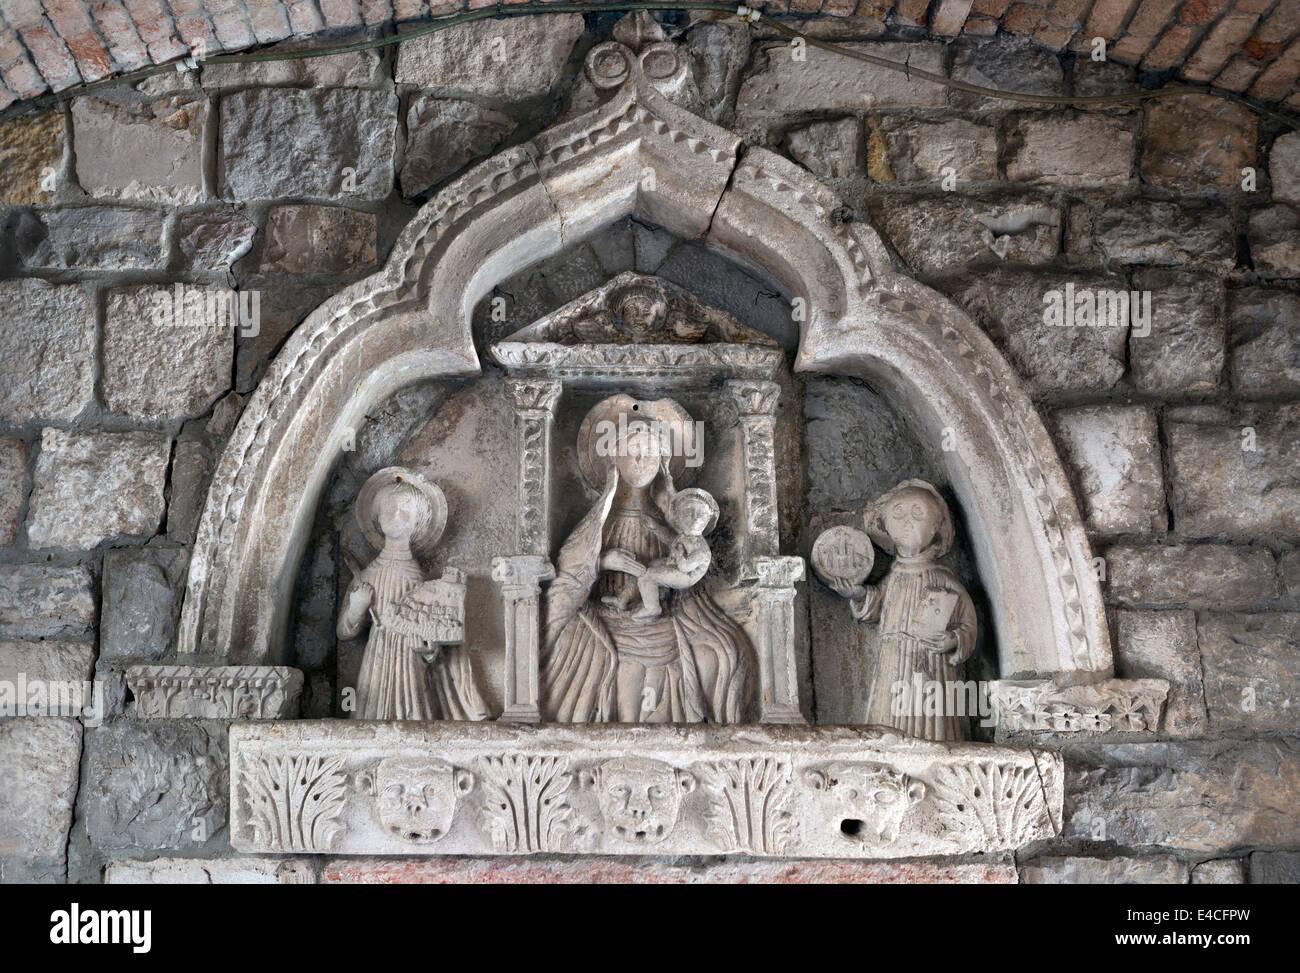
[0,12,1297,884]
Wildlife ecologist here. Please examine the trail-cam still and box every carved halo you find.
[355,466,449,557]
[670,487,719,535]
[575,393,699,493]
[863,478,956,559]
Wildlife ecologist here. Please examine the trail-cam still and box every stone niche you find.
[175,14,1166,860]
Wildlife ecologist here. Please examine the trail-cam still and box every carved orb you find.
[582,757,695,845]
[811,525,875,589]
[359,757,474,844]
[803,762,925,846]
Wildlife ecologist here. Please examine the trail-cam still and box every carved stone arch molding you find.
[179,20,1112,694]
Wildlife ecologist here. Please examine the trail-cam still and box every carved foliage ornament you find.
[241,754,348,853]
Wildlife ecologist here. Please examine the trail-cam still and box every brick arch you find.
[2,2,1296,112]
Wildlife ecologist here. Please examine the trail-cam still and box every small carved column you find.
[491,555,555,722]
[506,378,563,557]
[753,555,806,724]
[725,380,781,573]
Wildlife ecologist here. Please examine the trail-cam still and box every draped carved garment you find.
[852,559,977,742]
[345,550,488,721]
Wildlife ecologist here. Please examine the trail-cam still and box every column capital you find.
[724,378,781,417]
[491,554,556,591]
[754,555,805,590]
[505,377,563,413]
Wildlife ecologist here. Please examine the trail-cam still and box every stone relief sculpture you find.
[700,757,796,854]
[338,467,488,721]
[582,756,695,845]
[541,395,754,723]
[478,754,581,853]
[357,756,473,844]
[815,479,978,741]
[803,762,926,847]
[241,753,348,853]
[928,761,1056,847]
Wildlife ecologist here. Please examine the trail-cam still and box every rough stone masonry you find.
[0,6,1297,886]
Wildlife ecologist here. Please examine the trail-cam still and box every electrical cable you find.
[0,2,1295,129]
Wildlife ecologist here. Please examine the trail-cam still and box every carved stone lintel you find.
[127,665,303,719]
[491,555,556,722]
[505,378,562,558]
[752,555,806,724]
[229,721,1064,858]
[726,379,781,570]
[989,678,1170,737]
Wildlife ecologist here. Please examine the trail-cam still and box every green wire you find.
[0,1,1295,128]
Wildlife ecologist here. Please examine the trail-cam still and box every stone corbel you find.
[725,379,781,576]
[491,555,556,723]
[127,665,304,719]
[752,555,806,724]
[988,677,1170,740]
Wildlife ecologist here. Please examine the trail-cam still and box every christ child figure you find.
[630,487,718,619]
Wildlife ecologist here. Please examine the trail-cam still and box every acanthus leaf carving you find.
[927,760,1056,849]
[478,754,582,853]
[240,753,349,853]
[699,757,796,855]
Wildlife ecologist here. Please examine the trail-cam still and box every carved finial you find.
[612,10,667,51]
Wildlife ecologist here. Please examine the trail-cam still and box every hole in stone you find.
[840,819,864,837]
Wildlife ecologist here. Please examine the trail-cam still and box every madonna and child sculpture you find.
[541,394,753,724]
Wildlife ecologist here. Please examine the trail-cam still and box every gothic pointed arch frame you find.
[178,33,1114,692]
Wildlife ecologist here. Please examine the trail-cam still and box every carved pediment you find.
[500,272,779,347]
[489,272,783,384]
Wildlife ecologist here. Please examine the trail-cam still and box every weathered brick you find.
[893,0,933,26]
[1110,0,1178,62]
[1183,11,1263,82]
[19,22,82,89]
[1083,0,1140,44]
[931,0,976,36]
[1213,53,1264,91]
[121,0,177,46]
[1250,36,1300,100]
[318,0,363,29]
[246,2,292,44]
[44,0,113,81]
[1002,3,1046,36]
[210,9,254,48]
[87,1,150,72]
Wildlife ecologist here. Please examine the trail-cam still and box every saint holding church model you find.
[338,466,488,721]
